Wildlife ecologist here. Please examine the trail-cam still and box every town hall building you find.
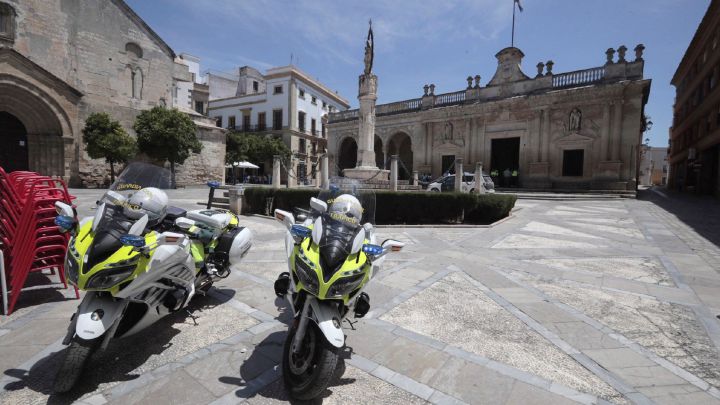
[327,45,651,191]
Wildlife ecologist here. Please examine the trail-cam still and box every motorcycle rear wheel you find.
[282,322,340,400]
[53,337,100,393]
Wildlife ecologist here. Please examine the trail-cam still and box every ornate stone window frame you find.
[0,2,17,44]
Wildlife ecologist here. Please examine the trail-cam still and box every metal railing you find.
[552,66,605,89]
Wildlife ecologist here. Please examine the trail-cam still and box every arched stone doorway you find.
[387,132,413,180]
[0,112,28,172]
[0,79,67,177]
[338,137,357,172]
[374,135,384,169]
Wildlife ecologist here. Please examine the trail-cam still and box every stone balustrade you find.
[328,44,645,124]
[552,66,605,89]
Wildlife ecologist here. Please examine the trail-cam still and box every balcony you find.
[227,125,272,133]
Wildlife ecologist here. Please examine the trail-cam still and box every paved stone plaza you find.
[1,189,720,404]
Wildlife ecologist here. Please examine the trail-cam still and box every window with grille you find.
[298,111,306,132]
[273,110,283,130]
[258,112,266,131]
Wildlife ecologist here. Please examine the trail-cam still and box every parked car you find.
[427,172,495,193]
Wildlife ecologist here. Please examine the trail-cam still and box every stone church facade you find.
[0,0,225,186]
[327,46,651,191]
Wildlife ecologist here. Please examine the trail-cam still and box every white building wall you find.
[208,76,347,130]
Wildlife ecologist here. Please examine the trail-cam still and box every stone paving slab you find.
[2,190,720,404]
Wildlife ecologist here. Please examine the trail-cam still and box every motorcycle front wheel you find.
[53,337,100,393]
[282,321,340,400]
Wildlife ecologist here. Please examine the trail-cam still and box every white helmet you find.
[123,187,168,227]
[328,194,363,228]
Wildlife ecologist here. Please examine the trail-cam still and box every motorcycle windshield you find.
[314,178,376,277]
[87,163,172,271]
[105,162,172,202]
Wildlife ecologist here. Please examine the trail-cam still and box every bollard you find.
[454,158,464,192]
[412,170,419,186]
[287,158,297,188]
[228,187,243,214]
[272,155,281,188]
[321,155,329,190]
[390,155,399,191]
[475,162,485,194]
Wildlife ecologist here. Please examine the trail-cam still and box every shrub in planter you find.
[242,188,516,225]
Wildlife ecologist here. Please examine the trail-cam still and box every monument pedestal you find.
[343,167,389,181]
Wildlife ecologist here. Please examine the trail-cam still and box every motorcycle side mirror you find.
[102,190,127,206]
[274,209,295,230]
[310,197,327,213]
[128,214,148,236]
[55,201,74,217]
[92,202,106,232]
[120,234,146,248]
[381,239,405,252]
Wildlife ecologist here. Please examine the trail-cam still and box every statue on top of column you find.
[364,19,374,75]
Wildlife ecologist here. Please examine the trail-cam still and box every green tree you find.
[133,107,201,188]
[82,112,137,183]
[225,131,290,166]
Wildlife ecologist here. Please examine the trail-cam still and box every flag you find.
[515,0,523,12]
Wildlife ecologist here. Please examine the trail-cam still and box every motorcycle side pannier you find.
[209,226,253,268]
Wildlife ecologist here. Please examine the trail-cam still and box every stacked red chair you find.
[0,166,79,315]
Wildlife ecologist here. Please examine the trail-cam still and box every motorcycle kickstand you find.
[186,310,199,326]
[344,318,358,330]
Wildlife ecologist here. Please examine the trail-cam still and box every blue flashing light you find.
[54,215,75,231]
[290,225,312,238]
[362,244,383,256]
[329,184,340,194]
[119,234,146,248]
[207,180,221,189]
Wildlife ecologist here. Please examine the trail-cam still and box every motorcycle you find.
[272,181,404,400]
[52,162,252,392]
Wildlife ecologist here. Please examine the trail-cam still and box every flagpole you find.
[511,0,516,47]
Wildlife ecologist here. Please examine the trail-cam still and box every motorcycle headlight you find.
[86,263,137,290]
[327,272,366,298]
[294,254,319,296]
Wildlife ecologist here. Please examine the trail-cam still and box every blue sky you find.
[126,0,709,147]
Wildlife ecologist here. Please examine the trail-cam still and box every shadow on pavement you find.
[638,187,720,248]
[2,290,235,405]
[7,272,77,313]
[219,304,357,404]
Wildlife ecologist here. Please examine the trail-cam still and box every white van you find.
[427,172,495,193]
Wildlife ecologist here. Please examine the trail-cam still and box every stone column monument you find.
[344,21,390,180]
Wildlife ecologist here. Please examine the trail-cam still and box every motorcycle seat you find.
[166,206,187,221]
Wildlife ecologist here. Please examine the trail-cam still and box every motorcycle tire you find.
[282,322,340,400]
[53,337,100,393]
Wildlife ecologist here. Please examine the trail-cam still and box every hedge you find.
[242,188,516,225]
